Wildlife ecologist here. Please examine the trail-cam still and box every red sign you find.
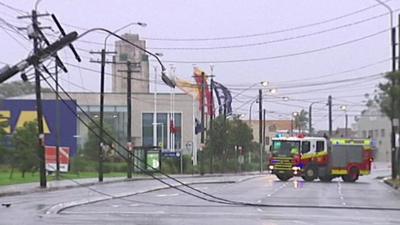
[45,146,70,172]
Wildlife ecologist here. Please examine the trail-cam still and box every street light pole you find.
[248,98,257,123]
[374,0,397,180]
[89,22,146,182]
[308,102,319,135]
[258,89,263,173]
[340,105,348,137]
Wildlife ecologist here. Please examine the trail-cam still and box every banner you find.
[193,68,213,116]
[213,81,232,116]
[175,77,199,99]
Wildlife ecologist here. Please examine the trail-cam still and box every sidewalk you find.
[0,171,265,197]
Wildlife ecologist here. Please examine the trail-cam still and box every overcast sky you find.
[0,0,399,131]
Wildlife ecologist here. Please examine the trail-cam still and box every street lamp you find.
[103,22,147,49]
[340,105,348,137]
[96,22,146,181]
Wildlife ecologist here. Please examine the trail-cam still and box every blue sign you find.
[0,99,78,156]
[161,151,181,158]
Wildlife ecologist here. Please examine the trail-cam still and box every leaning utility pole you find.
[18,10,49,188]
[55,62,60,180]
[328,95,332,137]
[90,50,116,182]
[258,89,263,173]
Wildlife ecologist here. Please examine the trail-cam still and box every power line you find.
[69,9,398,51]
[141,1,393,41]
[0,2,27,15]
[148,11,398,50]
[158,29,389,64]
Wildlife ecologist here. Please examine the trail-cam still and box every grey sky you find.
[0,0,398,130]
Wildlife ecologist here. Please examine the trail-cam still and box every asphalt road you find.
[1,169,400,225]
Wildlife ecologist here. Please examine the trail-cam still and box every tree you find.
[0,119,7,163]
[82,119,115,161]
[376,71,400,120]
[11,121,39,178]
[205,116,254,172]
[227,118,253,152]
[294,109,309,133]
[376,71,400,179]
[205,116,228,160]
[0,81,52,98]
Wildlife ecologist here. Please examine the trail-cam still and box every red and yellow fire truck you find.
[268,135,373,182]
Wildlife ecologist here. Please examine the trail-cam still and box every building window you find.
[381,129,385,137]
[142,112,182,149]
[362,130,367,138]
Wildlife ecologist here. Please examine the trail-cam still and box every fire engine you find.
[267,135,373,182]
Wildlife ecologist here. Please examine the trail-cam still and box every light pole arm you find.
[374,0,393,28]
[103,22,146,50]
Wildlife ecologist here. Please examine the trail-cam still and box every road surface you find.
[1,169,400,224]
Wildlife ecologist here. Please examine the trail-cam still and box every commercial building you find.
[354,104,392,162]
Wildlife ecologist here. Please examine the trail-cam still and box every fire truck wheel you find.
[342,167,359,182]
[276,173,292,181]
[302,165,318,182]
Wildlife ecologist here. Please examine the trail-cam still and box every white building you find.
[354,104,393,162]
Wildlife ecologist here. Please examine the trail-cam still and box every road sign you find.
[162,151,181,158]
[45,146,70,172]
[146,151,160,171]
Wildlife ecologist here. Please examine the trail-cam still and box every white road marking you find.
[257,208,263,212]
[156,193,179,197]
[337,181,347,206]
[129,204,141,207]
[265,183,287,197]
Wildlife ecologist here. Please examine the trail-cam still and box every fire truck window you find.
[316,141,325,152]
[301,141,310,154]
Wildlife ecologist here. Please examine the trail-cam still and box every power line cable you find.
[142,1,393,41]
[159,29,389,64]
[41,72,240,205]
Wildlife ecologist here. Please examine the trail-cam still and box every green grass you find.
[0,171,126,186]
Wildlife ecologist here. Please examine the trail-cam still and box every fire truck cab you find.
[268,135,373,182]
